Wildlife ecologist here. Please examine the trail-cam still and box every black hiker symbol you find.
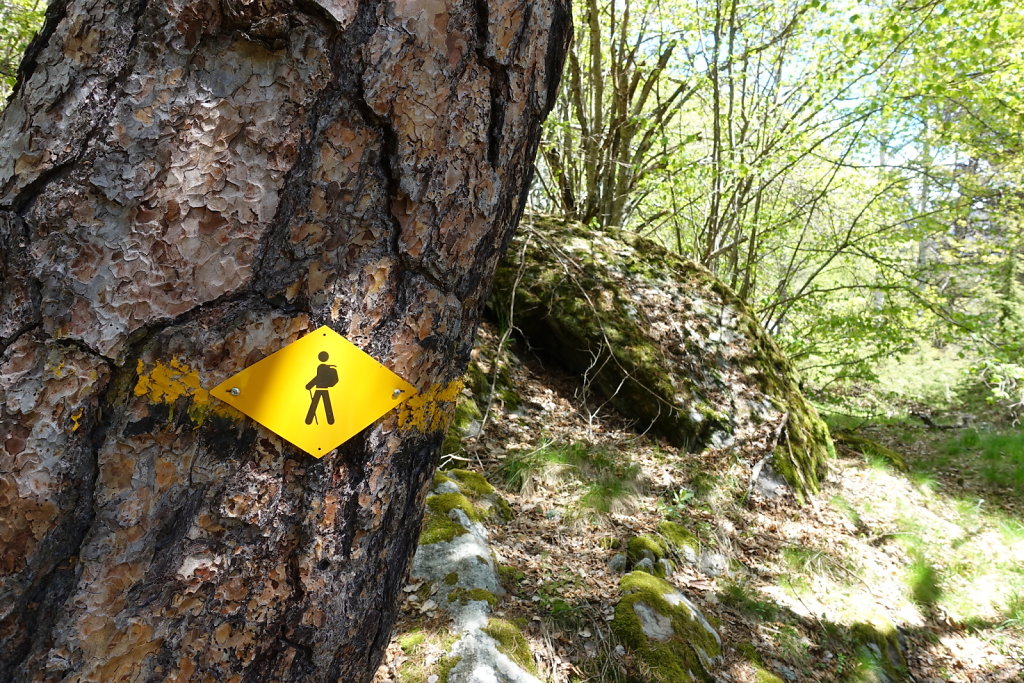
[305,351,339,425]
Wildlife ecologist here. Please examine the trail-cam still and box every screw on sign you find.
[211,326,416,458]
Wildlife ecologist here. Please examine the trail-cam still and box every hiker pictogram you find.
[305,351,339,425]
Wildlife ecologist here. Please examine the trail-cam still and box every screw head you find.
[230,388,240,396]
[392,389,403,399]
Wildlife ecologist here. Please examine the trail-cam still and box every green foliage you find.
[906,553,943,609]
[657,487,695,519]
[0,0,44,99]
[398,631,426,654]
[1004,592,1024,625]
[533,0,1024,399]
[942,429,1024,489]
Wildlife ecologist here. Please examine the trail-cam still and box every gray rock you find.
[634,603,674,641]
[657,558,674,577]
[679,544,699,564]
[608,553,629,573]
[751,459,789,499]
[614,572,722,677]
[434,480,462,495]
[771,661,798,681]
[446,629,540,683]
[635,557,655,574]
[698,552,728,577]
[663,589,720,650]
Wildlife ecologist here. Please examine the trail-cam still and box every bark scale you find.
[0,1,570,680]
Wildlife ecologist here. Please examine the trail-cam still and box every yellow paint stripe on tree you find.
[397,379,464,433]
[134,358,237,424]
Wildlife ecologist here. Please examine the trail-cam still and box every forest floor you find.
[375,327,1024,682]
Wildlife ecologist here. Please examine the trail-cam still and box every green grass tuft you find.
[906,552,943,608]
[398,631,426,654]
[499,441,644,516]
[942,428,1024,488]
[719,579,780,621]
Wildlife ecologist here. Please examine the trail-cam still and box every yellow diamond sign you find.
[210,326,416,458]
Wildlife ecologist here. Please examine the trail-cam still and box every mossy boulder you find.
[426,469,512,529]
[444,329,524,454]
[657,521,697,553]
[627,534,667,563]
[491,216,833,497]
[409,470,537,683]
[621,523,704,578]
[624,534,674,577]
[420,493,473,545]
[465,328,523,412]
[419,473,501,545]
[611,571,722,682]
[415,471,508,615]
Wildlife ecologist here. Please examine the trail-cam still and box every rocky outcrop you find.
[491,217,834,497]
[408,470,537,683]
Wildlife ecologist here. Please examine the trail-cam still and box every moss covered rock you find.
[491,216,833,497]
[657,521,697,551]
[410,470,538,683]
[850,618,908,681]
[465,329,524,413]
[627,534,667,563]
[611,571,722,682]
[421,470,512,534]
[623,534,673,577]
[481,618,538,675]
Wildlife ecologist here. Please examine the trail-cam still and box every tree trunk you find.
[0,1,569,680]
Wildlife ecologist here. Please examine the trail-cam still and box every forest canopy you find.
[529,0,1024,419]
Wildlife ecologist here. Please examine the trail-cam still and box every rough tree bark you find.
[0,0,569,680]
